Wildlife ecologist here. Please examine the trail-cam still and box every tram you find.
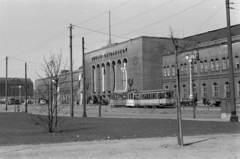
[110,89,175,107]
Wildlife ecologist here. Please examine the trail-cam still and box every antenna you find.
[109,11,111,44]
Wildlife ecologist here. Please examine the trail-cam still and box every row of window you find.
[163,56,240,77]
[165,81,239,99]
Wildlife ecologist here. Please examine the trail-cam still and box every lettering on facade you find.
[92,48,127,61]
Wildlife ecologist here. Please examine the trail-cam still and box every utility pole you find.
[226,0,238,122]
[82,37,87,117]
[5,56,8,111]
[25,63,28,113]
[69,23,74,117]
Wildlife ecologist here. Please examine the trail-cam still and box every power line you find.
[74,0,135,25]
[73,25,130,40]
[74,0,173,37]
[194,4,225,34]
[81,0,207,47]
[8,57,43,65]
[121,0,207,37]
[14,29,68,57]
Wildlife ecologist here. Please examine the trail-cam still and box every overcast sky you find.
[0,0,239,82]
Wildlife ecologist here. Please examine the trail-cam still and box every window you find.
[174,85,177,98]
[202,83,207,98]
[215,59,219,71]
[225,82,230,98]
[213,83,218,98]
[238,81,240,96]
[172,65,175,76]
[163,67,167,77]
[165,86,169,89]
[181,64,184,74]
[167,66,170,76]
[194,62,197,73]
[184,63,187,74]
[183,85,187,98]
[235,56,239,69]
[193,84,197,100]
[222,58,227,70]
[200,61,204,73]
[204,60,208,72]
[211,59,214,71]
[227,57,229,70]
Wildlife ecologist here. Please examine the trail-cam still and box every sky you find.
[0,0,239,82]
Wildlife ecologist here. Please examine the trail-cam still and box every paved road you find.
[1,103,239,121]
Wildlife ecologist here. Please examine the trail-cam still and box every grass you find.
[0,112,240,146]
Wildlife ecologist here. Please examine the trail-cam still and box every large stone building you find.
[84,24,240,103]
[0,77,34,102]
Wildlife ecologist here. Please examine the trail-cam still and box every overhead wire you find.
[14,28,68,57]
[194,4,225,34]
[79,0,207,47]
[73,0,173,37]
[74,0,135,25]
[8,57,43,65]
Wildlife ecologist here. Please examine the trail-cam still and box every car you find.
[180,98,192,106]
[39,100,46,105]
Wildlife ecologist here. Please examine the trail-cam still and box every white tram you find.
[110,89,176,107]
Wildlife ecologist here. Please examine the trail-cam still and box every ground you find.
[0,134,239,159]
[0,104,239,158]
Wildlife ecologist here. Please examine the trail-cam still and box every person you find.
[202,97,207,105]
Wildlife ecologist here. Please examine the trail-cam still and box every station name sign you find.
[92,48,127,61]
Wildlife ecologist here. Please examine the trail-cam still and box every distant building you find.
[0,77,34,102]
[35,67,83,105]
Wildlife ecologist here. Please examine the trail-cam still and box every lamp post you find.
[186,47,200,119]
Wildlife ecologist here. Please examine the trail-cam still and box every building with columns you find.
[85,24,240,103]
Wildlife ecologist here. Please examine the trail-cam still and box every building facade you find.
[84,24,240,103]
[0,78,34,102]
[35,68,83,105]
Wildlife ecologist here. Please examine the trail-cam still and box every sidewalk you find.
[0,134,239,159]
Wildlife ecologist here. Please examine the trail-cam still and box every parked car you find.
[180,98,192,106]
[39,100,46,105]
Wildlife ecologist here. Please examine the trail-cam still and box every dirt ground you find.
[0,134,239,159]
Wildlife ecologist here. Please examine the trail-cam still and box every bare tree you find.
[162,26,196,146]
[33,53,68,133]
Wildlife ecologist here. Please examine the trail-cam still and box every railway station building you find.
[84,24,240,103]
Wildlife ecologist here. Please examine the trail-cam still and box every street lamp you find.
[19,85,21,104]
[186,46,200,118]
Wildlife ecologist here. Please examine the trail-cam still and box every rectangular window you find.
[214,86,218,97]
[226,85,230,98]
[204,62,208,72]
[183,88,187,98]
[215,61,219,71]
[223,60,227,70]
[235,57,239,69]
[200,63,204,73]
[227,58,229,70]
[164,68,167,77]
[167,67,170,76]
[211,61,214,71]
[194,63,197,73]
[203,86,207,98]
[181,65,184,75]
[172,67,175,76]
[184,65,187,74]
